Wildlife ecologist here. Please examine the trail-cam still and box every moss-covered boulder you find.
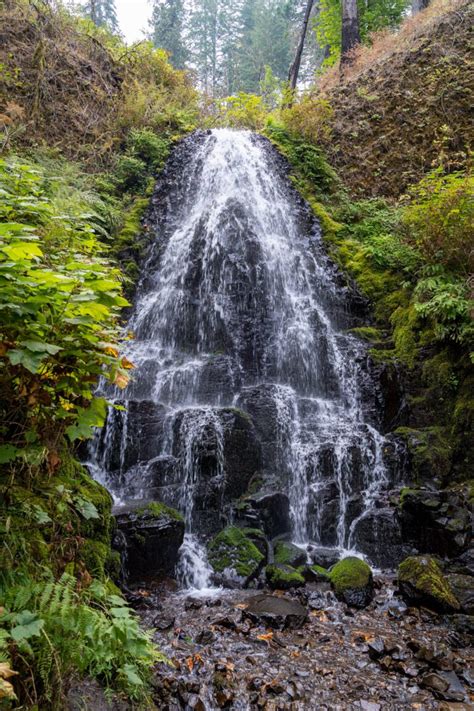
[273,541,307,568]
[114,500,184,582]
[398,556,460,613]
[265,564,305,590]
[446,574,474,615]
[328,557,374,608]
[208,526,265,584]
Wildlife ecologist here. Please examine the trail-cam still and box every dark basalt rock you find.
[273,540,307,568]
[265,563,305,590]
[399,488,472,559]
[243,593,308,629]
[114,501,184,582]
[309,547,340,569]
[244,491,291,538]
[446,574,474,615]
[351,508,407,568]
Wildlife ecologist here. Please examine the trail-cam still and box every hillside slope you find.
[317,0,473,197]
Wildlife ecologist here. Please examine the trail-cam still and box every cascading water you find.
[89,129,403,587]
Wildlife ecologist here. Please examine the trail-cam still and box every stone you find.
[207,526,265,585]
[265,563,305,590]
[351,508,407,568]
[446,574,474,615]
[243,593,308,630]
[421,673,449,693]
[310,547,340,569]
[114,500,184,582]
[328,557,374,608]
[273,540,307,568]
[398,556,461,613]
[195,630,215,645]
[247,491,291,538]
[367,637,385,659]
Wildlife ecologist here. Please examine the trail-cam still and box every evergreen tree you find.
[150,0,188,69]
[82,0,119,33]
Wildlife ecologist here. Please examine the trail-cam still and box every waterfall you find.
[89,129,402,585]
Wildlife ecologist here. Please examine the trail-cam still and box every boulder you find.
[351,508,407,568]
[207,526,265,585]
[446,574,474,615]
[328,556,374,608]
[243,593,308,629]
[309,547,340,569]
[248,491,291,538]
[398,556,461,613]
[265,563,305,590]
[273,540,307,568]
[399,488,471,559]
[114,501,184,582]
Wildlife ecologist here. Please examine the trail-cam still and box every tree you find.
[288,0,315,92]
[411,0,430,13]
[341,0,360,63]
[150,0,188,69]
[82,0,119,33]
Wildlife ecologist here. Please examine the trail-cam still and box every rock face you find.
[207,526,265,585]
[398,556,461,613]
[328,556,374,608]
[114,501,184,582]
[243,594,308,629]
[399,488,471,559]
[273,540,307,568]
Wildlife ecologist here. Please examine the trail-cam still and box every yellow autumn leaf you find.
[114,371,130,389]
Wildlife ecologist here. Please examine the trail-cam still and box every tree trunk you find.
[411,0,430,13]
[288,0,315,94]
[341,0,360,65]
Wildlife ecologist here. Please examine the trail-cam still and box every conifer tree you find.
[150,0,188,69]
[83,0,119,33]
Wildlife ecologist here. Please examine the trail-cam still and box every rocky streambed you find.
[124,574,473,711]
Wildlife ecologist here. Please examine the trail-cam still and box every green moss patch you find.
[208,526,264,579]
[398,555,460,612]
[136,501,184,522]
[328,557,372,594]
[265,564,305,590]
[273,541,306,567]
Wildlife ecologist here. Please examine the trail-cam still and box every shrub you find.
[126,128,170,171]
[114,155,149,194]
[402,169,474,276]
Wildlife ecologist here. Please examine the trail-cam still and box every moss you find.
[265,564,305,589]
[273,541,305,567]
[80,540,109,578]
[208,526,264,578]
[398,556,460,612]
[328,557,372,594]
[311,564,329,578]
[105,550,122,581]
[348,326,383,342]
[399,487,418,505]
[394,427,452,482]
[136,501,184,522]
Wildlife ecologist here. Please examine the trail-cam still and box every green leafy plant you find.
[0,158,133,476]
[0,573,164,708]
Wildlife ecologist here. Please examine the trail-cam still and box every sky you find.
[115,0,152,43]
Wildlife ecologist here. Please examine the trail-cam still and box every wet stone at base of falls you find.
[242,593,308,629]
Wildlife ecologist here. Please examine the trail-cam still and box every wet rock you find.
[351,508,406,568]
[399,488,471,559]
[265,563,305,590]
[208,526,265,585]
[273,540,307,568]
[398,556,461,613]
[328,557,374,608]
[367,637,385,660]
[448,614,474,648]
[243,593,308,629]
[359,702,381,711]
[310,547,340,569]
[446,574,474,615]
[195,630,215,645]
[114,501,184,581]
[247,491,291,538]
[421,672,449,693]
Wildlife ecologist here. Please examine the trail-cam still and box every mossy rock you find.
[298,564,329,582]
[208,526,264,581]
[135,501,184,522]
[265,564,305,590]
[398,556,460,613]
[274,541,307,568]
[328,557,374,608]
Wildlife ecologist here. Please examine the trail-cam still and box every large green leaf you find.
[10,612,45,641]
